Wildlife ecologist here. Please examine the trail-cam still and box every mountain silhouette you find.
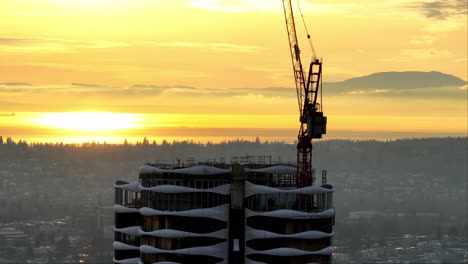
[324,71,466,92]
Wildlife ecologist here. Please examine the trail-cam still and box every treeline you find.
[1,136,466,195]
[0,136,466,235]
[0,136,298,164]
[1,136,467,172]
[0,135,280,148]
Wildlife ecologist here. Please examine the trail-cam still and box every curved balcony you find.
[140,204,229,222]
[140,241,228,259]
[114,226,228,240]
[245,166,297,174]
[113,204,229,222]
[245,181,333,213]
[116,180,231,211]
[245,226,333,241]
[245,165,297,188]
[245,259,268,264]
[114,226,141,236]
[115,181,141,208]
[245,208,334,219]
[140,165,231,176]
[245,245,333,256]
[141,228,227,239]
[150,261,224,264]
[113,258,142,264]
[245,181,332,197]
[115,181,231,195]
[143,255,224,264]
[145,184,230,195]
[113,241,139,251]
[114,251,141,264]
[114,204,139,214]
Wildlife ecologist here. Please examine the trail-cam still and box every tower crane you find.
[282,0,327,188]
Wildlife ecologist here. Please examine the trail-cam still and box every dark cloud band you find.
[409,0,467,19]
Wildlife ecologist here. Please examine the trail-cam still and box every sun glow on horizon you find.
[31,112,142,132]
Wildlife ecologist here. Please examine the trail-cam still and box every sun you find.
[31,112,142,132]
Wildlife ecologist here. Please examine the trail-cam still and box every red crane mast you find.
[282,0,327,188]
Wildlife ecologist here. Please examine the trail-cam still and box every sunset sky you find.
[0,0,466,143]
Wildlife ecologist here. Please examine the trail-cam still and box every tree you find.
[0,136,3,144]
[5,247,16,259]
[56,233,71,257]
[25,242,35,260]
[0,234,5,249]
[34,232,44,247]
[436,222,443,240]
[448,225,458,237]
[46,232,56,246]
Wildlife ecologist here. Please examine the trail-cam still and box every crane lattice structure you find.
[282,0,327,188]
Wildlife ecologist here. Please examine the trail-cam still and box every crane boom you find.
[282,0,327,188]
[282,0,306,116]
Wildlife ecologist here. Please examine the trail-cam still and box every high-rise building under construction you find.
[114,0,334,262]
[113,156,334,264]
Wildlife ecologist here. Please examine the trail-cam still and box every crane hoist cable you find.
[295,0,316,58]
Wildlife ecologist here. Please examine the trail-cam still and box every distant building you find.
[114,157,334,264]
[0,227,29,247]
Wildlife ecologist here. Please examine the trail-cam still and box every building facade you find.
[114,159,334,264]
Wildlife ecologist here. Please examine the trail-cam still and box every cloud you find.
[1,80,465,103]
[423,18,466,32]
[0,113,16,117]
[245,67,279,73]
[0,84,298,114]
[189,0,265,12]
[400,48,454,59]
[1,72,465,114]
[148,41,267,53]
[126,85,295,98]
[188,0,358,14]
[0,82,32,86]
[0,37,129,53]
[0,38,263,55]
[323,66,364,81]
[409,35,437,45]
[381,48,454,62]
[71,83,107,88]
[2,10,81,17]
[409,0,467,19]
[131,84,196,89]
[326,84,466,99]
[0,83,295,99]
[348,89,391,95]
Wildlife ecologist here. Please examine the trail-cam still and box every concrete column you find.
[229,164,245,264]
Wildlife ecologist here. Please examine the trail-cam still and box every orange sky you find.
[0,0,466,142]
